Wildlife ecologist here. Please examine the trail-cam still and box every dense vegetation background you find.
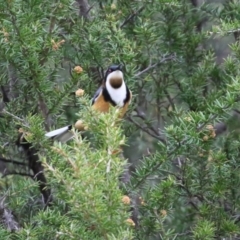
[0,0,240,239]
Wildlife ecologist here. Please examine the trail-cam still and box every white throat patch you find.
[106,70,127,107]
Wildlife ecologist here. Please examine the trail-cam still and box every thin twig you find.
[196,114,218,132]
[174,231,192,237]
[134,107,163,137]
[207,28,240,36]
[0,157,28,166]
[2,171,33,178]
[86,3,96,15]
[134,54,176,78]
[127,116,166,144]
[163,89,175,111]
[120,6,145,29]
[2,109,29,127]
[132,138,187,189]
[2,110,24,122]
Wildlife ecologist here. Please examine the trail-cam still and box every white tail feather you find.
[45,126,70,138]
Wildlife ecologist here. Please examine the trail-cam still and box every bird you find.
[45,64,132,142]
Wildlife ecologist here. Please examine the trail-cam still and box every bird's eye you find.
[108,69,112,73]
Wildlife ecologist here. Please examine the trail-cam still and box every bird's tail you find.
[45,125,74,143]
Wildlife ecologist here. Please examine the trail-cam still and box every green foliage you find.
[44,108,130,238]
[0,0,240,239]
[193,220,216,240]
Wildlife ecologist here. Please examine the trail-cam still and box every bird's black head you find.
[104,64,122,82]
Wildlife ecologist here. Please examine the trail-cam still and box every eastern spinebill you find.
[45,64,132,142]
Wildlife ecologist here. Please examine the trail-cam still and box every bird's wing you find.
[91,85,103,105]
